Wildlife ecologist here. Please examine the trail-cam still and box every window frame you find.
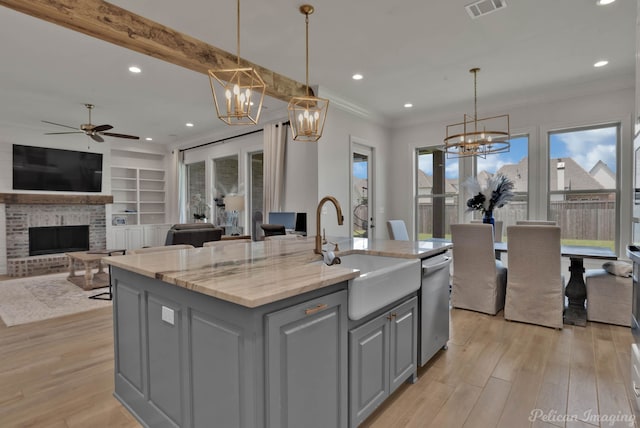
[546,122,621,250]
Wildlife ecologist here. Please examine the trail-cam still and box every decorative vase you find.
[483,210,495,241]
[482,210,494,226]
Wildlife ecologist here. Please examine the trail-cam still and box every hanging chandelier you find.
[208,0,266,125]
[444,68,510,158]
[288,4,329,142]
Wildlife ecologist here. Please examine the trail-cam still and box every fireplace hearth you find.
[4,200,107,277]
[29,225,90,256]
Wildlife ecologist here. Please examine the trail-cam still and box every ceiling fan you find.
[43,103,140,143]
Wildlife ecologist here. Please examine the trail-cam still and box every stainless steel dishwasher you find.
[419,251,451,366]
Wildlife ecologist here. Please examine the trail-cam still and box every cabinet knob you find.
[634,382,640,398]
[305,303,328,315]
[386,313,397,321]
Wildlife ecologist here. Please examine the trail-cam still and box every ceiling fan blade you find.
[45,131,83,135]
[42,120,78,130]
[100,132,140,140]
[90,134,104,143]
[93,124,113,132]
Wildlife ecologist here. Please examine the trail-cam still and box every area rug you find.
[0,272,111,327]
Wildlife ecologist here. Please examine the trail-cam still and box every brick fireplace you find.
[1,193,112,277]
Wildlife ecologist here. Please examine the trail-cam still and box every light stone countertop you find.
[104,236,452,308]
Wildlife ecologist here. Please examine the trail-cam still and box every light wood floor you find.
[0,306,638,428]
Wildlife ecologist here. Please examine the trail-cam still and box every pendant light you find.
[288,4,329,142]
[444,68,510,158]
[208,0,266,125]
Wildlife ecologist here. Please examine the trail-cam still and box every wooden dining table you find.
[493,242,617,326]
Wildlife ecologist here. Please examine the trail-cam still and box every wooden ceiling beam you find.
[0,0,310,102]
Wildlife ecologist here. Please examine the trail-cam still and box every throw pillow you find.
[602,261,632,277]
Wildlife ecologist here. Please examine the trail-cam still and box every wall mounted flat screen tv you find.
[13,144,103,192]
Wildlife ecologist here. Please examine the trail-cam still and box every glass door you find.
[212,155,239,231]
[351,143,374,238]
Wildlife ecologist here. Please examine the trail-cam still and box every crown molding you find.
[316,86,385,124]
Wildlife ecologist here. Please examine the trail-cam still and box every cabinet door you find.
[349,313,389,428]
[112,227,128,250]
[389,296,418,394]
[127,227,144,250]
[143,224,170,247]
[266,290,348,428]
[147,295,183,425]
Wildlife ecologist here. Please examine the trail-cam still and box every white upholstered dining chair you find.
[470,219,504,242]
[386,220,409,240]
[504,225,564,329]
[450,223,507,315]
[515,220,556,225]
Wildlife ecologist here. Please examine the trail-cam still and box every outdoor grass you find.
[418,233,613,250]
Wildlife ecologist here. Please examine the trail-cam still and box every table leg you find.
[67,256,76,279]
[564,256,587,327]
[83,261,94,290]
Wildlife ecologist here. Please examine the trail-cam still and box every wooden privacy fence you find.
[417,200,615,241]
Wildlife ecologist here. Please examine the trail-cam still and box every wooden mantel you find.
[0,193,113,205]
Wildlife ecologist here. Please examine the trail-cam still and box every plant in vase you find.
[464,174,514,225]
[190,193,210,223]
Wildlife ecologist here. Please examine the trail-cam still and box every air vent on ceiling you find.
[465,0,507,19]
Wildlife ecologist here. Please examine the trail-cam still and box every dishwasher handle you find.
[422,256,451,275]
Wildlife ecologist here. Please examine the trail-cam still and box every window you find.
[475,135,529,232]
[186,161,206,222]
[212,155,239,225]
[415,149,459,239]
[248,150,264,233]
[548,125,618,250]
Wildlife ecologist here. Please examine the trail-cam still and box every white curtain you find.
[170,149,186,224]
[263,122,287,216]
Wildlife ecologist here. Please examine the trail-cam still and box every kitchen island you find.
[104,237,451,428]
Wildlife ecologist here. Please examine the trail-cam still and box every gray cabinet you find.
[349,296,418,427]
[266,290,348,428]
[112,266,348,428]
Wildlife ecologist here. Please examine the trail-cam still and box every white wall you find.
[389,83,635,257]
[0,138,111,193]
[283,132,318,234]
[316,95,392,239]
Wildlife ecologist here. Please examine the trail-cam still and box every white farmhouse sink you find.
[333,254,421,321]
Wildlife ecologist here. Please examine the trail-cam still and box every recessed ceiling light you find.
[404,103,413,108]
[352,73,363,80]
[128,66,142,73]
[597,0,615,5]
[145,137,153,141]
[594,60,609,68]
[185,123,194,127]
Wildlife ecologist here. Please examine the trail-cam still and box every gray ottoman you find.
[585,268,631,327]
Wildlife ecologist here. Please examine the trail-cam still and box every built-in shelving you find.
[111,166,166,226]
